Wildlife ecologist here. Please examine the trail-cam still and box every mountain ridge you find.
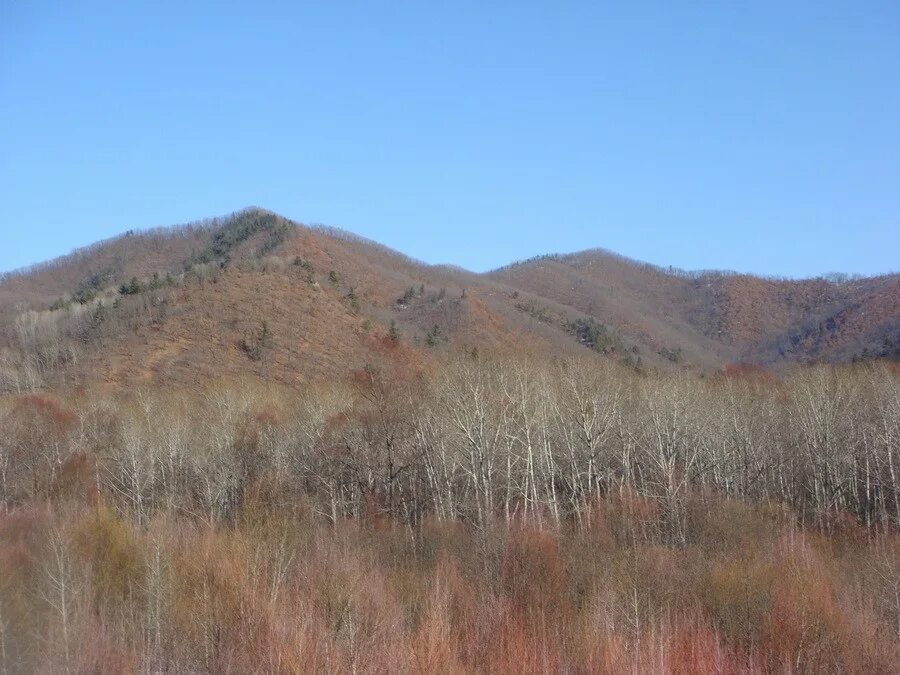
[1,207,897,391]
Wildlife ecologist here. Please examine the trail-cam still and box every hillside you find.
[490,250,900,368]
[1,208,897,391]
[0,209,574,390]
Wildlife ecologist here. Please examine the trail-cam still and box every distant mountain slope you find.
[1,208,896,391]
[0,224,208,320]
[488,251,732,368]
[489,250,899,366]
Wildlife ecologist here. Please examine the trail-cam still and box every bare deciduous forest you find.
[1,351,899,672]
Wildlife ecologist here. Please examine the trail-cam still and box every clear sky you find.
[2,2,898,277]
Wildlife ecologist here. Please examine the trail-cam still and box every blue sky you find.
[1,2,898,277]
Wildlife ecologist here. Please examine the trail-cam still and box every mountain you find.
[489,250,900,367]
[1,208,897,390]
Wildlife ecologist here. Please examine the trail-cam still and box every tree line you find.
[3,357,899,536]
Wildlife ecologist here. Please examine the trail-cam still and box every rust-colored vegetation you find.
[2,209,897,397]
[0,357,899,672]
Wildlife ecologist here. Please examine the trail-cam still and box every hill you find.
[489,250,900,368]
[1,208,897,390]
